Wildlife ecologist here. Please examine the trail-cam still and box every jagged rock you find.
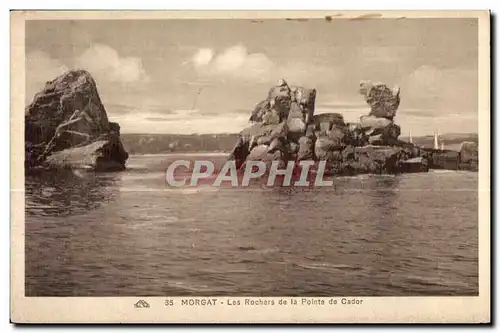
[243,122,287,150]
[25,141,46,169]
[458,161,478,172]
[305,124,316,137]
[241,144,287,171]
[262,109,281,125]
[339,146,406,175]
[268,79,292,103]
[268,137,286,153]
[291,86,316,124]
[109,122,121,135]
[297,136,315,161]
[250,100,271,122]
[313,113,345,135]
[313,122,347,161]
[381,122,401,140]
[250,80,316,127]
[25,70,128,172]
[459,141,478,164]
[314,136,345,161]
[359,115,401,145]
[42,135,128,172]
[267,80,292,120]
[229,79,434,177]
[457,141,478,171]
[228,136,250,170]
[291,86,314,105]
[228,122,288,169]
[367,127,401,146]
[256,135,273,146]
[359,80,400,120]
[359,115,392,135]
[26,70,110,144]
[289,142,299,155]
[247,144,270,159]
[286,101,307,140]
[344,123,369,147]
[327,126,346,145]
[368,134,384,145]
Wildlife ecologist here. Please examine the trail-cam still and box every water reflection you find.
[368,175,399,231]
[24,156,478,296]
[372,175,399,196]
[25,170,118,217]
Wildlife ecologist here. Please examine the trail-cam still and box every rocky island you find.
[24,71,477,176]
[228,79,478,175]
[25,70,129,173]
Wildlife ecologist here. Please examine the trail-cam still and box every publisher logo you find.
[134,300,150,308]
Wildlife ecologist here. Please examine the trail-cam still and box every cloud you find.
[109,109,250,134]
[75,44,150,84]
[404,65,477,113]
[189,44,341,88]
[26,50,69,102]
[192,48,214,67]
[26,50,69,80]
[105,101,174,117]
[396,112,478,137]
[213,45,273,76]
[312,64,478,136]
[191,44,274,82]
[25,45,151,103]
[357,46,416,67]
[359,46,396,64]
[406,65,444,95]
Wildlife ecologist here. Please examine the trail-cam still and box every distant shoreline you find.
[130,152,230,157]
[120,132,477,156]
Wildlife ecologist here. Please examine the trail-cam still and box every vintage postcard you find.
[10,10,490,323]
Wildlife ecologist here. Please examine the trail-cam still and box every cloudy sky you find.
[25,18,478,136]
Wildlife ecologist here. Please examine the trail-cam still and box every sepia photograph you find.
[10,10,490,323]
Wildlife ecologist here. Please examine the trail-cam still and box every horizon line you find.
[118,131,479,137]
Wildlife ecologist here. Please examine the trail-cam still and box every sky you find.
[25,18,478,136]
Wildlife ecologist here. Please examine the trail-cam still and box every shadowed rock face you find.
[26,70,110,142]
[43,137,128,172]
[25,70,128,172]
[228,122,288,170]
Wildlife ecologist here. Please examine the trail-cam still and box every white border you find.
[3,1,496,329]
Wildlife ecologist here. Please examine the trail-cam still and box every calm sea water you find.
[25,154,478,296]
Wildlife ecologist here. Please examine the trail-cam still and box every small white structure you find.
[434,129,439,150]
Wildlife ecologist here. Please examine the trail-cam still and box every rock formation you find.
[25,70,129,172]
[459,141,478,171]
[359,80,400,120]
[229,78,425,176]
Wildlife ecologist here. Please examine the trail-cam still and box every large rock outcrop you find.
[359,80,400,120]
[459,141,478,171]
[229,78,426,176]
[25,70,128,172]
